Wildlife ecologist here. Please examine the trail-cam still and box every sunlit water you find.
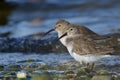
[0,53,72,65]
[0,53,120,66]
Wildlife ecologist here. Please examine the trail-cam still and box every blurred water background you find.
[0,0,120,79]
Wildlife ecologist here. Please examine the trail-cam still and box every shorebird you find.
[57,26,114,69]
[43,19,120,70]
[44,19,109,46]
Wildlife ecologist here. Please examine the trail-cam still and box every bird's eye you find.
[70,29,73,31]
[58,24,61,27]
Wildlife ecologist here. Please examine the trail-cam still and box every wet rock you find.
[2,71,16,78]
[1,77,16,80]
[20,62,46,70]
[31,72,52,80]
[40,65,55,70]
[75,76,90,80]
[97,70,109,75]
[17,59,42,63]
[91,75,112,80]
[17,78,26,80]
[112,75,120,80]
[65,71,77,79]
[16,71,27,79]
[0,37,67,53]
[24,59,36,62]
[0,33,119,53]
[0,37,49,53]
[7,65,21,71]
[0,32,11,37]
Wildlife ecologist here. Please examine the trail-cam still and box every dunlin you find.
[44,19,109,46]
[44,19,120,70]
[57,27,114,64]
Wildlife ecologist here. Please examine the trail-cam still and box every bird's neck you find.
[58,32,68,46]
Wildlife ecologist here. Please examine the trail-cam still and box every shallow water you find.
[0,53,72,65]
[0,53,120,79]
[0,52,120,66]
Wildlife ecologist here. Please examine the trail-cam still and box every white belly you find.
[59,36,67,46]
[58,32,68,46]
[67,44,111,64]
[71,53,111,64]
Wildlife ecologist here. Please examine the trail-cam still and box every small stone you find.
[21,62,46,70]
[17,78,26,80]
[31,72,52,80]
[91,75,112,80]
[17,71,27,79]
[97,70,109,75]
[7,65,21,71]
[65,71,77,79]
[75,76,90,80]
[2,71,16,78]
[25,59,35,62]
[112,75,120,80]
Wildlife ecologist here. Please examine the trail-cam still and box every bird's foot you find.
[79,66,95,74]
[86,63,95,72]
[79,63,95,73]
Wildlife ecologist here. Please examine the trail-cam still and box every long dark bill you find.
[42,29,55,37]
[56,32,67,41]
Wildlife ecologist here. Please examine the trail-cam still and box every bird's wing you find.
[72,24,111,42]
[71,36,114,55]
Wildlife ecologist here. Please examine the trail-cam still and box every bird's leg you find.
[86,63,90,68]
[86,63,91,72]
[90,63,95,71]
[86,63,95,72]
